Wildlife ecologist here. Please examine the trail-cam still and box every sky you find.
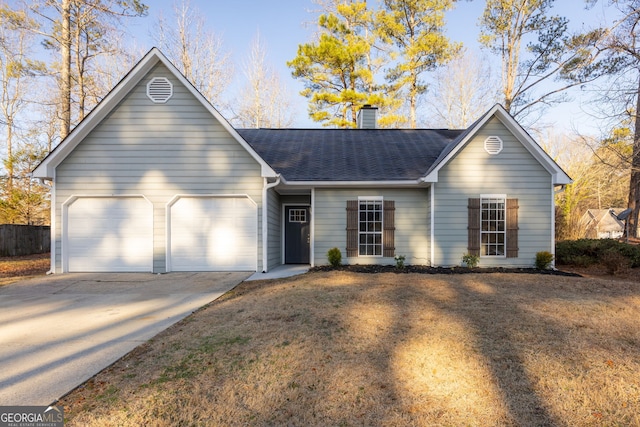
[19,0,617,133]
[136,0,494,128]
[130,0,607,134]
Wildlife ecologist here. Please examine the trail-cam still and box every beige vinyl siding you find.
[314,188,430,266]
[433,117,552,267]
[54,63,263,273]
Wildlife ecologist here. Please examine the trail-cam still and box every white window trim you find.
[480,194,507,258]
[288,208,307,223]
[358,196,384,257]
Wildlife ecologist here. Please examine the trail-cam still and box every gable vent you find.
[484,136,503,155]
[146,77,173,103]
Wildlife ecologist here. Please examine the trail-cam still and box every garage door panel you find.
[66,197,153,272]
[169,197,257,271]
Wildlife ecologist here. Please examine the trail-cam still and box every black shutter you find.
[383,200,395,257]
[468,198,480,256]
[346,200,358,258]
[506,198,519,258]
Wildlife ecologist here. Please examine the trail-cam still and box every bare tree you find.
[603,0,640,238]
[555,132,630,240]
[0,5,45,189]
[480,0,614,120]
[154,0,233,107]
[233,34,294,128]
[579,0,640,237]
[427,49,500,128]
[81,33,145,114]
[26,0,148,140]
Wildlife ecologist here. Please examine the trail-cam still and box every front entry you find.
[285,206,310,264]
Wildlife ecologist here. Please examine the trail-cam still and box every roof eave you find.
[279,177,426,187]
[421,172,438,183]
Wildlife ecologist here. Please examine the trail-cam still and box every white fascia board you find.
[33,48,277,179]
[422,171,439,183]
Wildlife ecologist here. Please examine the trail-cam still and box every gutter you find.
[278,176,425,187]
[554,184,568,195]
[262,175,281,273]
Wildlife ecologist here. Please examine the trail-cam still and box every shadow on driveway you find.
[0,272,250,405]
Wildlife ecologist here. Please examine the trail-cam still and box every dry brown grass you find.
[60,271,640,426]
[0,253,49,285]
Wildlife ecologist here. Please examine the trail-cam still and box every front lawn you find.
[60,271,639,426]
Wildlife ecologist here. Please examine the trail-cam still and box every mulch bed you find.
[311,264,582,276]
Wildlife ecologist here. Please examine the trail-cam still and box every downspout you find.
[262,175,281,273]
[37,177,55,275]
[552,184,567,269]
[430,183,435,267]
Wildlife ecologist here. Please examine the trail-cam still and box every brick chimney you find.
[357,104,378,129]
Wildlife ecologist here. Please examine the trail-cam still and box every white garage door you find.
[65,197,153,272]
[169,196,257,271]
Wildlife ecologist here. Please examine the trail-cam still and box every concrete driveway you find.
[0,272,250,406]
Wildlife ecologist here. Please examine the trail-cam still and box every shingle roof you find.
[238,128,464,181]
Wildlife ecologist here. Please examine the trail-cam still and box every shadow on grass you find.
[61,272,640,426]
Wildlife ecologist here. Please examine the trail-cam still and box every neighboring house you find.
[580,208,626,239]
[33,48,571,273]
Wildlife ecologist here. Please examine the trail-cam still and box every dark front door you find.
[285,206,310,264]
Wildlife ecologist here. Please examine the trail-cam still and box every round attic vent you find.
[484,136,503,155]
[146,77,173,103]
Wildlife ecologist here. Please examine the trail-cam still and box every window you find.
[289,209,307,223]
[481,196,506,256]
[468,197,518,259]
[359,199,383,256]
[347,199,395,258]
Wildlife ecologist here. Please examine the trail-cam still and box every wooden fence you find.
[0,224,51,257]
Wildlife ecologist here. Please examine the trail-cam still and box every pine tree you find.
[376,0,460,128]
[288,1,391,128]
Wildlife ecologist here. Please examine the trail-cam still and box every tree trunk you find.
[627,74,640,238]
[410,77,417,129]
[74,15,85,123]
[59,0,71,140]
[6,120,13,190]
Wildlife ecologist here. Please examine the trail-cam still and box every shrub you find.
[327,247,342,268]
[462,253,479,268]
[600,250,630,275]
[394,255,406,269]
[555,239,640,268]
[535,251,554,269]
